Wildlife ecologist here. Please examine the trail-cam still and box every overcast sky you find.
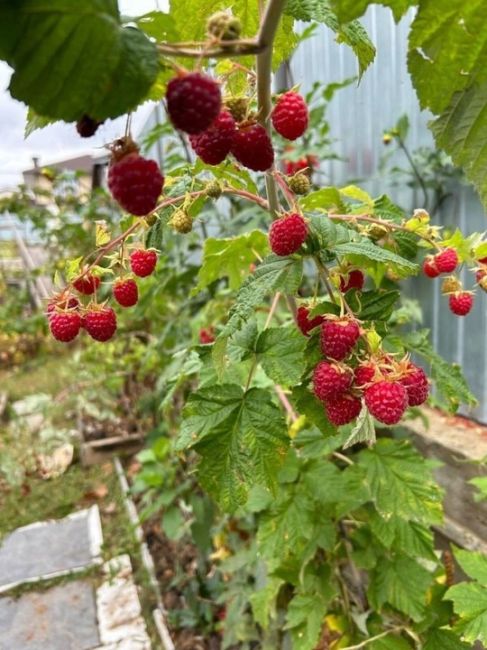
[0,0,165,190]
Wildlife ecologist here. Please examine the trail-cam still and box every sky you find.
[0,0,165,190]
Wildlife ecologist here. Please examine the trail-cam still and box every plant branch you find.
[396,135,429,211]
[341,627,404,650]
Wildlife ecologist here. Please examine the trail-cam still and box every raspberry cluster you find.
[423,247,476,316]
[306,312,429,427]
[48,249,158,344]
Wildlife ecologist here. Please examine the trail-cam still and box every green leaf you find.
[256,325,307,386]
[369,556,433,621]
[445,582,487,645]
[193,231,269,295]
[454,548,487,586]
[343,406,376,449]
[334,241,418,272]
[469,476,487,502]
[178,385,288,512]
[285,592,329,650]
[329,0,415,23]
[291,385,336,436]
[0,1,158,121]
[301,187,347,212]
[368,510,436,560]
[400,330,477,411]
[135,10,179,41]
[162,506,185,540]
[423,628,471,650]
[221,254,303,337]
[249,577,283,629]
[358,290,400,321]
[25,108,57,137]
[358,439,443,523]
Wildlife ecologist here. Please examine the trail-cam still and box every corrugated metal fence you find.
[290,7,487,421]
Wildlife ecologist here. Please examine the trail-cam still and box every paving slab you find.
[0,507,103,593]
[0,579,100,650]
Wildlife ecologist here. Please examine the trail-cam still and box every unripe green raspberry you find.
[207,11,241,41]
[441,275,461,294]
[206,180,223,199]
[366,223,389,241]
[145,213,157,226]
[288,173,310,195]
[171,209,193,234]
[224,97,248,122]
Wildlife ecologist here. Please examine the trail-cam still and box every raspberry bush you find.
[4,0,487,648]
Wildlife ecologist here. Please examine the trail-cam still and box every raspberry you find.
[296,306,324,336]
[189,111,236,165]
[271,91,309,140]
[320,317,360,361]
[108,153,164,216]
[231,123,274,171]
[476,268,487,283]
[113,279,138,308]
[288,173,310,195]
[49,311,81,343]
[340,270,365,293]
[73,273,100,295]
[449,291,474,316]
[199,328,215,344]
[207,11,241,40]
[325,394,362,426]
[479,256,487,264]
[269,213,308,256]
[423,256,439,278]
[130,250,157,277]
[84,307,117,342]
[400,363,429,407]
[313,361,352,402]
[171,209,193,234]
[364,380,408,425]
[435,248,458,274]
[76,115,103,138]
[166,72,221,135]
[206,180,223,198]
[354,364,375,388]
[224,96,248,122]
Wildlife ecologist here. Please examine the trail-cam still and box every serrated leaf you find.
[343,406,376,449]
[285,592,329,650]
[369,556,433,621]
[95,222,110,246]
[423,628,470,650]
[0,2,158,121]
[256,325,307,386]
[368,510,436,560]
[358,290,400,321]
[329,0,415,23]
[454,548,487,586]
[178,385,288,512]
[193,231,269,295]
[358,439,443,523]
[445,582,487,645]
[249,577,283,629]
[64,256,83,281]
[340,184,374,206]
[25,108,57,137]
[221,255,303,337]
[291,385,336,436]
[334,241,418,272]
[285,0,375,78]
[372,195,405,223]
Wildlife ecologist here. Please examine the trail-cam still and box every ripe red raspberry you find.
[340,270,365,293]
[479,256,487,264]
[364,380,408,425]
[166,72,221,135]
[231,123,274,171]
[423,256,439,278]
[49,311,81,342]
[189,111,236,165]
[130,250,157,277]
[320,317,360,361]
[449,291,474,316]
[269,213,308,256]
[296,306,324,336]
[199,328,215,344]
[400,363,429,406]
[354,364,375,388]
[73,273,100,295]
[435,248,458,274]
[84,307,117,342]
[108,153,164,216]
[76,115,103,138]
[313,361,352,402]
[271,91,309,140]
[325,394,362,426]
[113,279,138,308]
[284,154,318,177]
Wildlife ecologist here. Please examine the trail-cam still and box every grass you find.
[0,351,72,402]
